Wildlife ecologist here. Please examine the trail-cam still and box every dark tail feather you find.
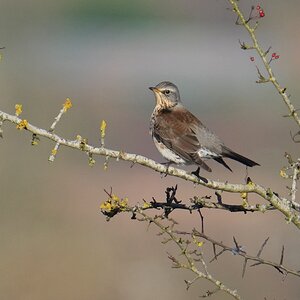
[222,146,260,167]
[214,157,233,172]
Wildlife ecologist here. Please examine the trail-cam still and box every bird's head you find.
[149,81,181,109]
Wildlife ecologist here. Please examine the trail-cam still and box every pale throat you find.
[155,94,177,110]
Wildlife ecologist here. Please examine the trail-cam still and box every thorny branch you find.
[133,210,241,299]
[228,0,300,128]
[149,186,275,217]
[190,231,300,279]
[1,109,300,228]
[100,188,241,298]
[100,186,300,289]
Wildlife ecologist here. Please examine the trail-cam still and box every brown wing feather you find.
[154,107,201,149]
[153,106,212,172]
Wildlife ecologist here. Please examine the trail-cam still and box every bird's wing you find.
[153,106,212,171]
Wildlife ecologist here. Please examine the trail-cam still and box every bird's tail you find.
[221,146,260,167]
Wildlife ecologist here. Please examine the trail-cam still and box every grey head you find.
[149,81,181,109]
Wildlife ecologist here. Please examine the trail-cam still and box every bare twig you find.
[281,154,300,204]
[291,160,300,203]
[48,142,60,162]
[49,98,72,132]
[198,209,204,233]
[100,189,240,298]
[257,237,269,257]
[191,230,300,279]
[0,116,3,138]
[135,210,241,299]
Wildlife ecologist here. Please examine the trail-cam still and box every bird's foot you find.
[160,161,172,177]
[191,167,208,183]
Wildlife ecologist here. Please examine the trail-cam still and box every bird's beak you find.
[149,86,165,106]
[149,86,160,93]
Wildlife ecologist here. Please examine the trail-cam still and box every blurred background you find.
[0,0,300,299]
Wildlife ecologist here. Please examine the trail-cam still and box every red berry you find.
[250,57,255,62]
[259,10,265,17]
[275,55,280,59]
[272,53,276,58]
[256,5,261,10]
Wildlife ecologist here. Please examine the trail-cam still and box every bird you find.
[149,81,259,173]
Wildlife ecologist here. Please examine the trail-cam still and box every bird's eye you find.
[164,90,170,95]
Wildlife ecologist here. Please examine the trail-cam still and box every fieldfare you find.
[149,81,259,172]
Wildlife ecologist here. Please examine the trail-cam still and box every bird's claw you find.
[191,167,208,183]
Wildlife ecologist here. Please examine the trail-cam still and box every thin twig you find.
[192,231,300,278]
[291,161,299,203]
[49,98,72,132]
[136,209,241,299]
[257,237,269,257]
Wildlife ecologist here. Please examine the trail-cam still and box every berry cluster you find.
[246,5,281,64]
[250,52,280,63]
[272,52,280,60]
[256,5,265,18]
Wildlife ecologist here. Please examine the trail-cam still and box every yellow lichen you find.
[242,199,249,207]
[16,119,28,130]
[280,169,289,179]
[15,104,22,116]
[142,202,151,209]
[195,240,203,247]
[63,98,72,112]
[119,197,128,209]
[100,120,107,138]
[192,234,204,247]
[88,156,96,167]
[247,179,255,187]
[241,192,248,199]
[31,134,40,146]
[100,201,112,211]
[79,138,88,151]
[100,194,128,215]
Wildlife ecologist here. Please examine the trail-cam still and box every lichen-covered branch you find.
[101,187,300,280]
[1,108,299,228]
[228,0,300,128]
[280,154,300,207]
[291,160,300,203]
[49,98,72,132]
[133,209,241,299]
[100,188,300,298]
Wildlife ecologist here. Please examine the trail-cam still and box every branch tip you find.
[49,98,72,132]
[48,142,60,162]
